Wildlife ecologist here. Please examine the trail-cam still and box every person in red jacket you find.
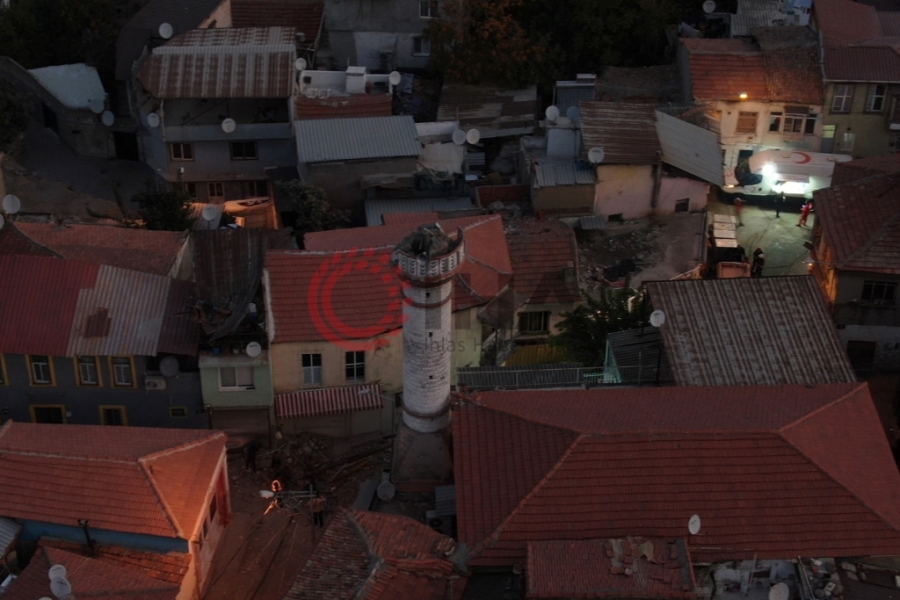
[798,200,813,227]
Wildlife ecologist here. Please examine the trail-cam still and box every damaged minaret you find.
[391,223,465,484]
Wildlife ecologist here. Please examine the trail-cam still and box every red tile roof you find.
[832,153,900,185]
[4,546,179,600]
[505,219,580,305]
[295,94,393,120]
[823,45,900,82]
[284,509,467,600]
[383,211,440,225]
[814,172,900,274]
[454,383,900,566]
[13,222,187,277]
[43,539,191,585]
[579,102,661,164]
[763,45,825,105]
[815,0,882,44]
[0,221,59,257]
[0,422,226,539]
[268,216,511,343]
[682,39,769,102]
[526,537,699,599]
[230,0,323,43]
[276,383,383,418]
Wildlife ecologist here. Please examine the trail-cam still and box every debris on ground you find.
[577,226,662,294]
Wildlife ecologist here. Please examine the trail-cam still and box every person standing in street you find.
[775,193,784,218]
[734,197,745,226]
[311,493,326,527]
[751,248,765,278]
[798,200,813,227]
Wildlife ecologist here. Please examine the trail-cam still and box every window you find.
[891,97,900,123]
[866,84,886,112]
[100,406,127,426]
[862,280,897,305]
[31,405,65,424]
[110,356,135,387]
[183,182,198,199]
[419,0,437,17]
[735,112,757,134]
[674,198,689,213]
[519,311,551,334]
[208,182,225,200]
[302,353,322,385]
[220,366,254,389]
[804,114,817,135]
[28,355,53,386]
[230,141,257,160]
[170,143,194,161]
[248,180,268,197]
[345,351,365,382]
[768,112,782,132]
[413,36,431,56]
[832,84,853,113]
[76,356,100,386]
[782,116,805,141]
[170,407,189,418]
[838,131,856,152]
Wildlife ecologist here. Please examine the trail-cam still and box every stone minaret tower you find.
[392,223,466,433]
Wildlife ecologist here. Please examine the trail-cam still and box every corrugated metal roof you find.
[437,84,537,138]
[295,116,420,163]
[138,28,296,99]
[655,110,724,186]
[644,277,857,386]
[534,162,596,188]
[732,0,787,36]
[275,383,383,418]
[28,64,105,110]
[230,0,323,42]
[365,197,475,226]
[579,102,661,165]
[158,279,201,356]
[0,517,21,554]
[457,363,585,390]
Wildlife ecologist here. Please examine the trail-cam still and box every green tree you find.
[550,286,646,366]
[132,187,195,231]
[0,79,30,150]
[425,0,544,87]
[275,180,349,245]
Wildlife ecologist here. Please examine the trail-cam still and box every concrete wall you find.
[304,157,419,221]
[657,177,708,215]
[148,136,295,185]
[451,308,482,372]
[837,325,900,372]
[594,164,654,220]
[199,352,274,409]
[279,403,394,437]
[0,353,206,428]
[533,184,594,215]
[822,82,900,158]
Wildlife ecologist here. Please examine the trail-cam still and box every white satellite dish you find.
[566,106,581,123]
[88,97,104,114]
[159,22,174,39]
[769,583,790,600]
[221,118,236,133]
[294,57,307,71]
[389,71,402,85]
[650,309,666,328]
[147,112,161,128]
[246,341,262,357]
[101,111,115,126]
[451,129,466,145]
[688,514,701,535]
[587,147,605,164]
[545,105,560,122]
[3,194,21,214]
[50,576,72,599]
[466,129,480,145]
[377,481,396,501]
[201,205,219,221]
[160,356,180,377]
[703,0,716,12]
[0,214,5,230]
[48,565,67,580]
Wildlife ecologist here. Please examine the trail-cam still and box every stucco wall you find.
[199,352,274,408]
[838,325,900,372]
[594,164,654,220]
[715,100,823,167]
[657,177,708,215]
[822,82,900,158]
[533,184,594,215]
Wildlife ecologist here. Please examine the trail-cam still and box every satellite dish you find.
[545,105,560,122]
[48,565,67,580]
[0,214,5,230]
[221,118,236,133]
[377,481,396,501]
[101,111,115,126]
[3,194,21,214]
[49,576,72,599]
[688,514,701,535]
[650,310,666,328]
[566,106,581,123]
[294,57,307,71]
[201,205,219,221]
[466,129,480,144]
[389,71,402,85]
[88,97,104,114]
[159,22,174,39]
[452,129,466,145]
[246,341,262,358]
[159,356,180,377]
[147,112,161,128]
[703,0,716,12]
[770,583,790,600]
[587,147,605,164]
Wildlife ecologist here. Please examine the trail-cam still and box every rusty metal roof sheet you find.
[644,277,857,386]
[655,110,724,186]
[579,102,660,165]
[534,162,596,188]
[294,116,421,163]
[437,84,537,138]
[138,27,296,99]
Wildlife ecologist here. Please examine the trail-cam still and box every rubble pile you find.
[577,227,662,293]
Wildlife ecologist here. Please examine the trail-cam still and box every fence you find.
[456,363,669,390]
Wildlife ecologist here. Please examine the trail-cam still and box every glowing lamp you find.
[739,93,748,100]
[762,163,776,176]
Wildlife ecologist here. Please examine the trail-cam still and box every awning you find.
[276,383,384,418]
